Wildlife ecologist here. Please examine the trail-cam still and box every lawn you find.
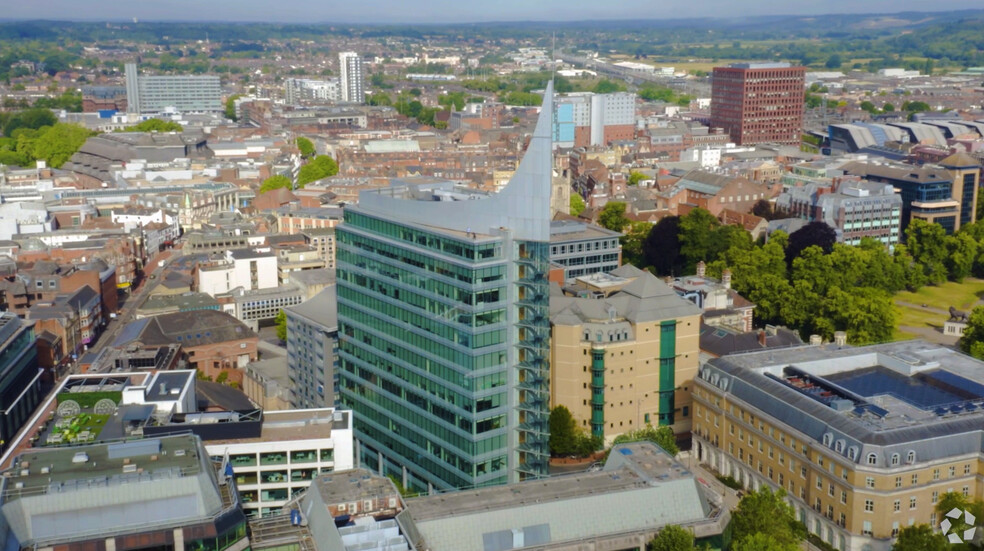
[895,279,984,311]
[892,279,984,341]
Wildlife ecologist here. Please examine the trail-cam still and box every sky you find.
[5,0,982,24]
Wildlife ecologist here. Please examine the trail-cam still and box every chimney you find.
[758,330,767,347]
[696,261,706,278]
[834,331,847,346]
[721,269,732,289]
[810,334,823,346]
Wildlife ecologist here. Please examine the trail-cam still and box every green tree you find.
[30,123,93,168]
[678,208,720,273]
[621,221,653,268]
[860,100,878,113]
[570,194,586,217]
[891,524,947,551]
[260,175,292,194]
[125,118,183,132]
[296,155,339,187]
[960,306,984,360]
[731,533,795,551]
[296,136,315,158]
[935,491,983,545]
[225,94,242,121]
[906,219,949,285]
[786,221,836,266]
[598,202,630,232]
[644,216,683,276]
[825,54,843,69]
[275,310,287,342]
[367,92,392,106]
[883,102,896,112]
[548,405,577,456]
[2,107,56,136]
[647,525,694,551]
[627,171,646,186]
[593,79,625,94]
[730,487,805,550]
[216,371,229,384]
[945,233,978,282]
[612,424,679,456]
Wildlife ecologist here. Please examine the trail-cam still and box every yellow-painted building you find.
[694,340,984,551]
[550,265,702,443]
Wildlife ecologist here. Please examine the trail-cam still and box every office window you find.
[911,474,918,485]
[932,491,939,504]
[933,468,940,480]
[840,491,847,504]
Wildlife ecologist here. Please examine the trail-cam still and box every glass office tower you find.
[336,84,555,491]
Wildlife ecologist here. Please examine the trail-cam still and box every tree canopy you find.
[627,171,646,186]
[570,194,586,217]
[891,524,947,551]
[296,155,339,187]
[275,310,287,342]
[598,201,630,232]
[0,107,56,137]
[296,136,315,158]
[548,405,601,457]
[647,525,694,551]
[260,174,292,194]
[612,424,679,456]
[124,118,184,133]
[730,487,805,551]
[225,94,242,121]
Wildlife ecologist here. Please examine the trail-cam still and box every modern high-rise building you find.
[336,83,555,491]
[124,62,222,114]
[0,313,43,455]
[710,62,805,146]
[338,52,364,104]
[552,92,636,149]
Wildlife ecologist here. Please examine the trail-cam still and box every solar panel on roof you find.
[923,370,984,401]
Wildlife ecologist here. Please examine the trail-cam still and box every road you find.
[86,250,184,362]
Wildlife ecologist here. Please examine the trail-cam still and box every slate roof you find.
[551,271,702,324]
[114,310,255,348]
[702,340,984,465]
[700,323,803,358]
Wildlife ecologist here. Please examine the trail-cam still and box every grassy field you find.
[893,279,984,340]
[896,279,984,311]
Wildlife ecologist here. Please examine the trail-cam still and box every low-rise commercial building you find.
[549,218,622,283]
[0,433,249,551]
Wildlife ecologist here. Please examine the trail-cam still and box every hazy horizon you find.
[6,1,983,25]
